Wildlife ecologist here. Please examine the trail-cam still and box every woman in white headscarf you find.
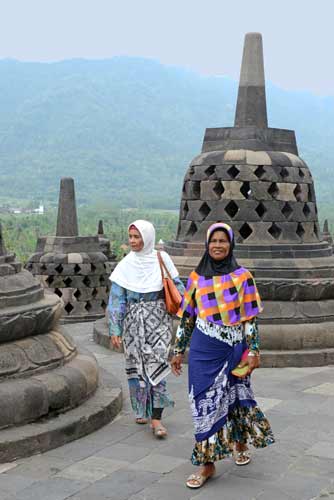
[108,220,185,437]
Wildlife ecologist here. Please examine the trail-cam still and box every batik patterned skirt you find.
[122,299,174,418]
[188,318,274,465]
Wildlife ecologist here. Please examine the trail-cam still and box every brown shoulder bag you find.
[157,251,182,315]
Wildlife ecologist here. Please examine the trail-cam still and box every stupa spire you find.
[234,32,268,128]
[97,220,104,235]
[56,177,79,237]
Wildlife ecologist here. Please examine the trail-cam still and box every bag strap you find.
[157,251,172,280]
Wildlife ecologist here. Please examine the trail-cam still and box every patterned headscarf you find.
[178,222,263,326]
[195,222,240,277]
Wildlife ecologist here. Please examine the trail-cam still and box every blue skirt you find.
[189,323,256,442]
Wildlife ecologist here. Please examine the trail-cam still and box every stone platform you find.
[0,321,333,499]
[0,368,122,463]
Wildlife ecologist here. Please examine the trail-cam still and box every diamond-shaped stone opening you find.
[46,276,54,286]
[85,301,92,312]
[55,264,64,274]
[294,184,302,201]
[193,181,201,198]
[227,165,240,179]
[186,222,197,237]
[298,168,305,178]
[296,223,305,239]
[54,288,63,298]
[268,182,279,199]
[281,202,293,219]
[239,222,253,240]
[183,201,189,218]
[255,202,267,219]
[213,181,225,198]
[205,165,216,177]
[83,276,91,286]
[303,204,311,217]
[254,165,265,178]
[308,185,313,202]
[92,288,98,298]
[280,167,289,179]
[91,263,96,272]
[101,300,107,309]
[188,166,195,177]
[74,289,81,299]
[199,202,211,220]
[74,264,81,274]
[64,277,72,287]
[225,200,239,218]
[314,223,319,239]
[64,302,74,314]
[40,264,47,271]
[240,181,251,199]
[268,222,282,240]
[99,276,105,284]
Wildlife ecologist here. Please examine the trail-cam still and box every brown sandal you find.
[235,450,251,466]
[186,471,215,489]
[151,424,168,438]
[135,418,148,425]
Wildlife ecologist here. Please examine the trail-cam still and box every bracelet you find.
[248,351,259,357]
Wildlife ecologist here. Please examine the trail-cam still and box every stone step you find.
[260,348,334,368]
[93,317,334,368]
[0,369,122,463]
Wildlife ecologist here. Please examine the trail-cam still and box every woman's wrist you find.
[248,350,259,357]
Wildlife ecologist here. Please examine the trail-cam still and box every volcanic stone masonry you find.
[26,178,117,323]
[0,222,107,461]
[164,33,334,367]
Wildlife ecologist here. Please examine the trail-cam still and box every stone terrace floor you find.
[0,322,334,500]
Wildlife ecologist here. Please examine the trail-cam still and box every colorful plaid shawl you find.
[177,268,263,326]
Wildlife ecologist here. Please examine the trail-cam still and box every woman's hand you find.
[247,353,260,374]
[110,335,122,350]
[170,354,183,376]
[238,352,260,376]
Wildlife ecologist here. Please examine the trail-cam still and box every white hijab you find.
[109,219,179,293]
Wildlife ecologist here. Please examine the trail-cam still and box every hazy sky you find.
[1,0,333,95]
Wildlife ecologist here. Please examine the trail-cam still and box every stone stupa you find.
[165,33,334,366]
[0,223,120,461]
[27,178,116,322]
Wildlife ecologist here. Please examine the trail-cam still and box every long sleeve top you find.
[108,277,185,337]
[173,314,260,355]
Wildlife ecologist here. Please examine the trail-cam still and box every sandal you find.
[235,450,251,466]
[135,418,148,425]
[186,472,214,489]
[151,424,168,438]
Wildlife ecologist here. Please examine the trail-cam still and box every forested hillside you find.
[0,57,333,209]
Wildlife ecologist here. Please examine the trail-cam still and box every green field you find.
[1,204,333,264]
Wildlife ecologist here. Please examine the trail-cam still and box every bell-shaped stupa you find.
[165,33,334,366]
[0,223,112,461]
[27,178,116,322]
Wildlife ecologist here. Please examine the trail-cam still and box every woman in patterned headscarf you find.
[170,222,274,489]
[109,220,184,438]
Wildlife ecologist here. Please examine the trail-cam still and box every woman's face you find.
[208,230,231,261]
[128,227,144,252]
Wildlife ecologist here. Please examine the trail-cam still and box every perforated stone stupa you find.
[0,223,104,460]
[165,33,334,366]
[27,178,116,323]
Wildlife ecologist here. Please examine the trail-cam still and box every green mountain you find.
[0,57,333,209]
